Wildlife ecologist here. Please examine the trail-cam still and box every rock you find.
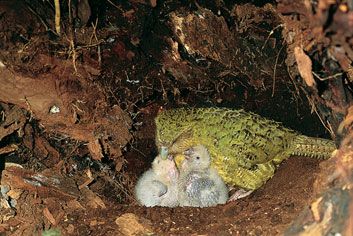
[115,213,153,236]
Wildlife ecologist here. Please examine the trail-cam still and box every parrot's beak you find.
[160,146,169,160]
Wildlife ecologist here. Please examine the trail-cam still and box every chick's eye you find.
[196,156,200,160]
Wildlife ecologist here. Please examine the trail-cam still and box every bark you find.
[0,54,132,160]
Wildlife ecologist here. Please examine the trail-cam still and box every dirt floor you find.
[114,157,322,236]
[0,0,340,235]
[0,134,324,236]
[0,109,326,235]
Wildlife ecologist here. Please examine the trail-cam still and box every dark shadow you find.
[0,154,5,182]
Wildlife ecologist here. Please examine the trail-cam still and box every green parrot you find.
[155,107,336,192]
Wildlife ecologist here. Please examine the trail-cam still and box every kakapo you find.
[155,107,336,191]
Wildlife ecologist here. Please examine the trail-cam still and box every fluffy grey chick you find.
[178,145,228,207]
[134,154,179,207]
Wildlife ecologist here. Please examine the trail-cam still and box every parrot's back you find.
[155,107,336,190]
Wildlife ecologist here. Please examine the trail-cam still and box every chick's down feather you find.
[135,155,179,207]
[178,145,228,207]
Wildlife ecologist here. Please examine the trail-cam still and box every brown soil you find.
[0,146,322,236]
[112,156,321,236]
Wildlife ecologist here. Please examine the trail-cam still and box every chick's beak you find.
[174,154,186,168]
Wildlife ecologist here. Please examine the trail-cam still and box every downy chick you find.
[135,154,179,207]
[178,145,228,207]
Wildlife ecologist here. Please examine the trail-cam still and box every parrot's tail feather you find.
[289,135,336,159]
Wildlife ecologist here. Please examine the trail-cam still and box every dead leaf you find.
[90,220,98,226]
[123,9,135,19]
[66,199,85,210]
[6,189,23,200]
[55,211,65,226]
[310,197,323,221]
[80,188,106,209]
[90,220,105,227]
[300,203,333,236]
[338,105,353,134]
[34,136,60,162]
[90,195,106,209]
[150,0,157,7]
[0,144,18,155]
[66,224,75,234]
[294,46,316,87]
[87,139,103,160]
[78,178,94,190]
[0,224,9,233]
[43,207,56,225]
[115,158,124,172]
[78,169,94,190]
[0,105,26,141]
[2,167,79,200]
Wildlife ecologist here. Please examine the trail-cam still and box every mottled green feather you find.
[155,107,336,190]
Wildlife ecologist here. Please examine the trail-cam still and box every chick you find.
[156,107,336,193]
[134,154,179,207]
[178,145,228,207]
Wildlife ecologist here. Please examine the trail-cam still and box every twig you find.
[271,43,285,97]
[78,169,94,190]
[262,24,284,50]
[69,40,78,73]
[76,41,105,49]
[0,144,18,155]
[25,3,58,36]
[312,71,343,81]
[54,0,61,35]
[67,0,78,73]
[24,96,34,121]
[0,110,4,122]
[68,0,72,23]
[90,18,102,67]
[159,78,167,101]
[287,66,301,116]
[106,0,121,10]
[301,88,335,138]
[129,144,147,158]
[287,65,300,96]
[69,0,76,71]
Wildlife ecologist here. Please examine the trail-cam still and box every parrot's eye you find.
[196,156,200,160]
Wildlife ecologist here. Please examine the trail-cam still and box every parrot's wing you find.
[173,128,194,145]
[169,128,198,155]
[190,108,297,167]
[209,122,294,167]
